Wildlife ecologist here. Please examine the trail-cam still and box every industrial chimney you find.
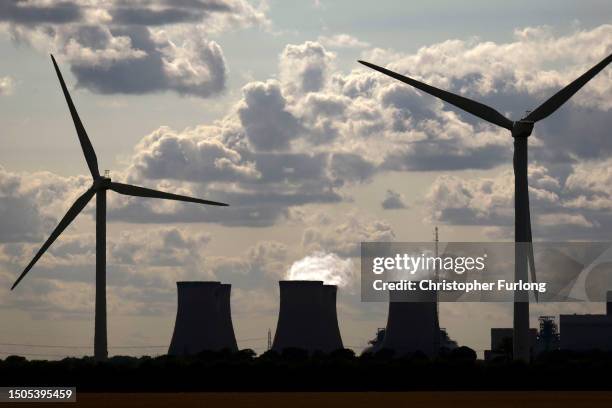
[168,281,238,356]
[272,280,343,353]
[378,283,440,357]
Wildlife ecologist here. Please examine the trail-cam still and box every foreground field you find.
[15,391,612,408]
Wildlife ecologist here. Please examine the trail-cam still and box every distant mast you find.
[267,328,272,351]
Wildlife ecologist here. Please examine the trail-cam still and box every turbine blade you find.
[109,182,229,206]
[525,53,612,122]
[51,55,100,179]
[11,187,96,290]
[526,205,538,302]
[358,60,514,130]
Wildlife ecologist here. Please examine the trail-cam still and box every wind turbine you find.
[11,55,229,361]
[359,52,612,361]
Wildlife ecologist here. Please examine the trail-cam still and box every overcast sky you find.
[0,0,611,359]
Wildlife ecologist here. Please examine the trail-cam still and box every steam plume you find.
[286,252,354,287]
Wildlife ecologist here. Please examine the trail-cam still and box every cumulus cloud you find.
[564,158,612,211]
[425,160,612,239]
[1,0,268,97]
[381,189,408,209]
[280,41,335,95]
[565,158,612,196]
[3,26,611,237]
[111,118,344,227]
[357,25,612,169]
[301,212,395,257]
[129,125,259,182]
[238,80,301,151]
[61,25,227,97]
[109,228,211,269]
[268,31,608,175]
[209,240,290,288]
[425,167,556,228]
[318,33,369,49]
[362,25,612,110]
[0,166,89,243]
[101,25,611,229]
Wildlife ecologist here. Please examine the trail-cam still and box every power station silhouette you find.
[10,55,229,361]
[359,52,612,361]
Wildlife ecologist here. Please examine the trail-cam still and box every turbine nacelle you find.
[94,176,112,190]
[511,120,534,138]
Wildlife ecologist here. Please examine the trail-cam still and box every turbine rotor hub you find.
[512,120,534,138]
[94,176,112,190]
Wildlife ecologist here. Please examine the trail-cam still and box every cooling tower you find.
[217,283,238,352]
[272,280,343,353]
[319,284,344,352]
[168,281,238,356]
[378,283,440,357]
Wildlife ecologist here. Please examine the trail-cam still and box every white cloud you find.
[279,41,336,95]
[286,252,355,287]
[318,33,369,49]
[0,76,14,95]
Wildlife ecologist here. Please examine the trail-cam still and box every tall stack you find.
[168,281,238,356]
[272,280,343,353]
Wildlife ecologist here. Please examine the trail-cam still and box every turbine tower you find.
[359,52,612,361]
[10,55,229,361]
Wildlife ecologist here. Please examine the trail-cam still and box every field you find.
[14,391,612,408]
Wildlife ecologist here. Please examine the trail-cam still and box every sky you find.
[0,0,611,359]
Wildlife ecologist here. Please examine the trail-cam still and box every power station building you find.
[272,280,343,353]
[484,328,538,360]
[168,281,238,356]
[560,291,612,352]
